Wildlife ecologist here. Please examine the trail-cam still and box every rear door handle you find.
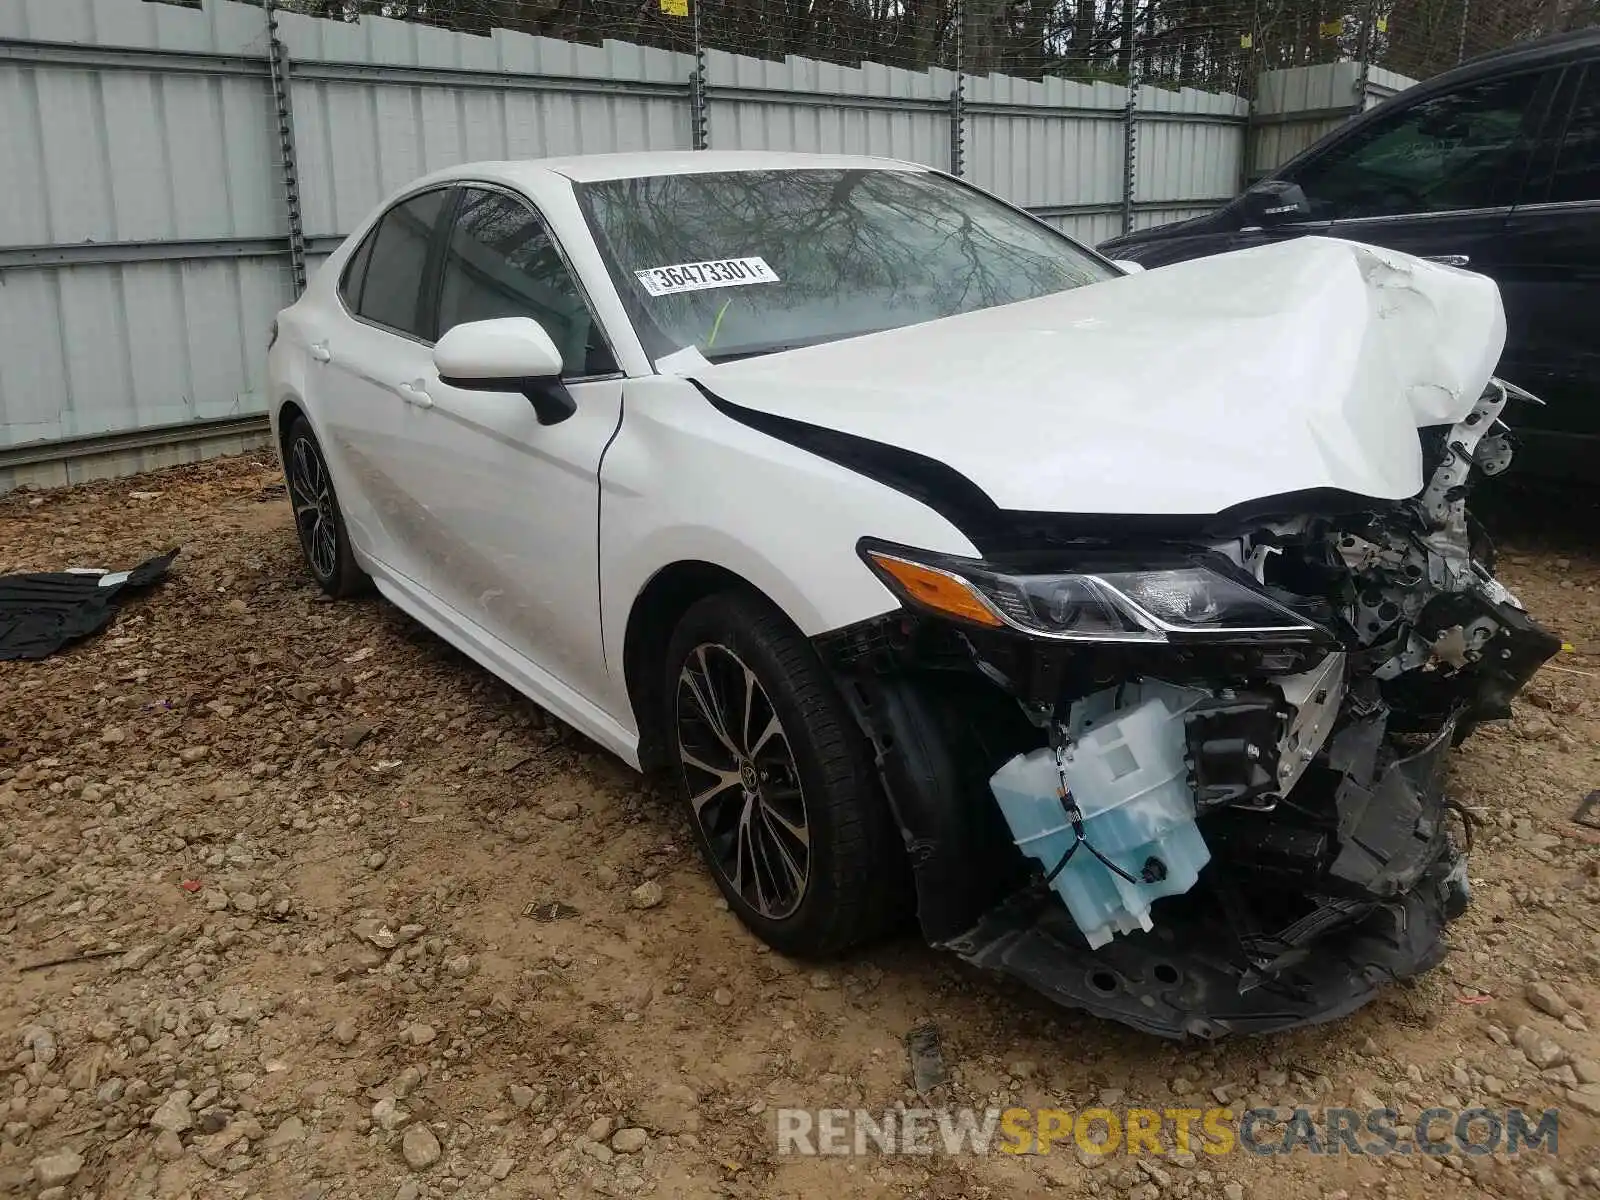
[397,381,433,409]
[309,341,332,363]
[1424,254,1470,267]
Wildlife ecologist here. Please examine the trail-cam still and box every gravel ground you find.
[1,453,1599,1200]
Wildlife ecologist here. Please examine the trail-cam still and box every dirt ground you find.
[1,453,1599,1200]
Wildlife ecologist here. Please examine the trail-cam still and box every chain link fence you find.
[237,0,1599,94]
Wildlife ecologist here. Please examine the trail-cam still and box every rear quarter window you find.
[338,229,377,312]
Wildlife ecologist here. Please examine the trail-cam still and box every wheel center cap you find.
[739,762,759,791]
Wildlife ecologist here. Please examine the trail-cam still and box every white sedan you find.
[269,151,1555,1038]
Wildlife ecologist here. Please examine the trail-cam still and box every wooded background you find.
[267,0,1600,92]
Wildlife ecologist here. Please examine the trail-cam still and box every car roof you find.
[541,150,931,181]
[1430,25,1600,86]
[409,150,932,193]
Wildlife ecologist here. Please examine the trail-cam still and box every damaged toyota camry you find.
[268,151,1559,1038]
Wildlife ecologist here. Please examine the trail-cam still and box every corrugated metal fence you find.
[1248,61,1418,182]
[1,0,1397,492]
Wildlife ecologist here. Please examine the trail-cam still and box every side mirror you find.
[434,317,575,425]
[1112,260,1146,274]
[1239,180,1312,227]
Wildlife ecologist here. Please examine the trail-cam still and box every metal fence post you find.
[1120,6,1139,236]
[264,0,307,295]
[1238,1,1262,191]
[948,0,965,177]
[689,0,709,150]
[1353,0,1376,116]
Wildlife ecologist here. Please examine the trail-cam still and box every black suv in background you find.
[1100,29,1599,482]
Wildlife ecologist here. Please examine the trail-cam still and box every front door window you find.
[1289,72,1549,220]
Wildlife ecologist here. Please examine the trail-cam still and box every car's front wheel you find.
[283,415,366,598]
[663,591,908,958]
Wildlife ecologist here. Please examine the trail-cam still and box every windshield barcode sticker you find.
[634,256,779,297]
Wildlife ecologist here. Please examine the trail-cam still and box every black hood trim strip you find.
[691,379,1007,547]
[691,379,1403,553]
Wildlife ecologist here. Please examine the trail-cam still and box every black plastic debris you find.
[1575,791,1600,831]
[905,1023,948,1094]
[523,901,581,923]
[0,549,179,662]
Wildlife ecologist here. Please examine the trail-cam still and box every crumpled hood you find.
[691,237,1506,516]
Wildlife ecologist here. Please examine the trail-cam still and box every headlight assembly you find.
[860,543,1324,644]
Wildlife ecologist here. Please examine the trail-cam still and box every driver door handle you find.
[309,341,332,363]
[1424,254,1470,267]
[397,381,434,409]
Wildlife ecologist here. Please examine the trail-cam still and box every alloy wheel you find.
[675,643,811,919]
[288,435,338,582]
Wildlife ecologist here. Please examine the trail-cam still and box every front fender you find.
[597,377,980,726]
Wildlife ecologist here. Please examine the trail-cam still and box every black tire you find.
[663,590,909,958]
[283,415,367,598]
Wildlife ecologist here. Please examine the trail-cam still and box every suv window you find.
[1550,66,1600,204]
[1289,71,1548,220]
[346,189,449,339]
[437,188,617,377]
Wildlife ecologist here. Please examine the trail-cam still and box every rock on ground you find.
[31,1149,83,1188]
[401,1124,441,1170]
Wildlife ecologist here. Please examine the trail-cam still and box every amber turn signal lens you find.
[866,552,1004,628]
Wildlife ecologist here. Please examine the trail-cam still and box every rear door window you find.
[1550,65,1600,203]
[1289,71,1550,220]
[345,189,450,340]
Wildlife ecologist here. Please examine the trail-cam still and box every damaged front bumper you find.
[947,716,1467,1039]
[824,379,1559,1038]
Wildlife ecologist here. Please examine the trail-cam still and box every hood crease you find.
[688,237,1507,517]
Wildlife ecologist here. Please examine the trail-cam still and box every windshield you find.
[575,168,1116,364]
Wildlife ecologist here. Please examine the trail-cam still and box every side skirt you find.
[362,559,643,769]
